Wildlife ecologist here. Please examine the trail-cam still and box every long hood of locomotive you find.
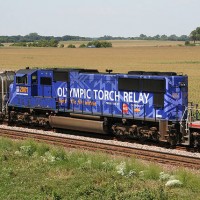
[8,70,188,122]
[58,72,187,121]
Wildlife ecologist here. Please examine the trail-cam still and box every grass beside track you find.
[0,137,200,200]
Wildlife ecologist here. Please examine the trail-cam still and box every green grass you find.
[0,137,200,200]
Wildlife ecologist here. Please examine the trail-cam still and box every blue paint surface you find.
[8,69,188,122]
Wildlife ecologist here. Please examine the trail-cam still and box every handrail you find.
[180,104,200,137]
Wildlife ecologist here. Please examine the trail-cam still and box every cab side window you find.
[16,75,27,84]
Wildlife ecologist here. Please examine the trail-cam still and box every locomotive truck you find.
[0,68,200,147]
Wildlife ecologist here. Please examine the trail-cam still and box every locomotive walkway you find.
[0,126,200,170]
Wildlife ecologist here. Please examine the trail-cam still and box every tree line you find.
[1,27,200,47]
[0,33,90,43]
[0,32,192,44]
[10,39,59,47]
[131,34,189,41]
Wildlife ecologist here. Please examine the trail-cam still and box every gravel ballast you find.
[0,124,200,159]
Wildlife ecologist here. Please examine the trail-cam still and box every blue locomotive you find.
[1,67,200,146]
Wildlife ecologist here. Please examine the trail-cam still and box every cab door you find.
[40,77,52,97]
[31,72,38,96]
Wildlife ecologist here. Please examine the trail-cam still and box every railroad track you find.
[0,127,200,169]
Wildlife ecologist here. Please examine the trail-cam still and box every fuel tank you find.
[49,115,107,134]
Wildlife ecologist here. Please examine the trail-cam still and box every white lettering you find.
[80,89,84,98]
[87,89,91,99]
[138,93,144,104]
[124,92,129,102]
[128,92,133,102]
[98,90,104,100]
[144,93,149,104]
[109,91,114,101]
[104,90,109,100]
[115,91,120,101]
[57,88,62,97]
[57,87,67,97]
[56,87,149,104]
[93,90,98,99]
[73,88,79,98]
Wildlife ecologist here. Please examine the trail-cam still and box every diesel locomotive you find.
[1,67,200,147]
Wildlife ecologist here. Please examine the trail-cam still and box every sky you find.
[0,0,200,37]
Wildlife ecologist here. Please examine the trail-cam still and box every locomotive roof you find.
[16,68,181,77]
[16,68,99,75]
[47,68,99,73]
[16,69,37,75]
[128,71,177,76]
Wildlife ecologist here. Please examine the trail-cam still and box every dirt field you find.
[0,40,199,103]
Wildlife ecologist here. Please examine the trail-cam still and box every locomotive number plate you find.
[16,86,28,95]
[19,86,28,93]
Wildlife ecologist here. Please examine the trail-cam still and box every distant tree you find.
[49,39,59,47]
[185,41,190,46]
[99,35,113,40]
[160,35,168,40]
[168,34,178,41]
[101,41,112,48]
[94,41,102,48]
[190,30,197,43]
[86,41,112,48]
[67,44,76,48]
[153,34,160,40]
[10,42,27,47]
[79,43,86,48]
[87,41,93,47]
[190,27,200,43]
[26,39,59,47]
[179,35,189,41]
[24,33,41,42]
[139,34,147,40]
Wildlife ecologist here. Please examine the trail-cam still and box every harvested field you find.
[0,41,200,103]
[61,40,185,48]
